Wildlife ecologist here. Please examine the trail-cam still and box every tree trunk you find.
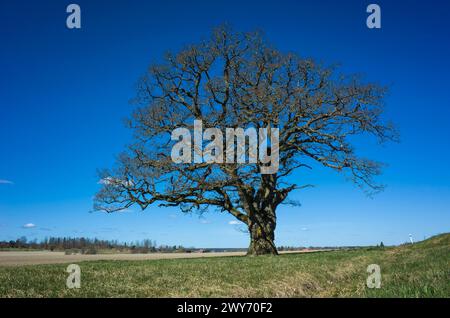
[247,213,278,256]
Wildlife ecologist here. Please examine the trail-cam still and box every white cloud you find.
[22,223,36,229]
[228,220,240,225]
[301,227,309,231]
[0,179,13,184]
[200,219,211,224]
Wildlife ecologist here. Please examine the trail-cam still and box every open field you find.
[0,250,319,266]
[0,234,448,297]
[0,251,246,266]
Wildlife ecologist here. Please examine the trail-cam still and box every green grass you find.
[0,234,448,297]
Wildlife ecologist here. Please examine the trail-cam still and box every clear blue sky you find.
[1,0,449,247]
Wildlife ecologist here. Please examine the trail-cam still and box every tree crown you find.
[94,26,397,220]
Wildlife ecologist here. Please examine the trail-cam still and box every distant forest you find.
[0,236,186,254]
[0,236,313,254]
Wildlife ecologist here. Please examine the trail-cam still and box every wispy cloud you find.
[0,179,13,185]
[22,223,36,229]
[301,227,309,231]
[228,220,240,225]
[200,219,211,224]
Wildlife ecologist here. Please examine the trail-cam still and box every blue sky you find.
[1,0,449,247]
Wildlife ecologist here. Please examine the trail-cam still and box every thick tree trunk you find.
[246,213,278,256]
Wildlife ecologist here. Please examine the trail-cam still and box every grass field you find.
[0,234,448,298]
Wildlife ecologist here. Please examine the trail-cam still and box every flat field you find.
[0,251,246,266]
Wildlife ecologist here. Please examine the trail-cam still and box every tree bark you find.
[246,211,278,256]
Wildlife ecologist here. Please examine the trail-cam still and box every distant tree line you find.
[0,236,188,254]
[0,237,386,254]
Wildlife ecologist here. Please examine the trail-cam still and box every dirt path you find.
[0,250,315,266]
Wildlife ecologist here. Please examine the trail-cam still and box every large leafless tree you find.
[95,26,397,255]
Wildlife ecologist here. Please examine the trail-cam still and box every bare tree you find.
[95,26,397,255]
